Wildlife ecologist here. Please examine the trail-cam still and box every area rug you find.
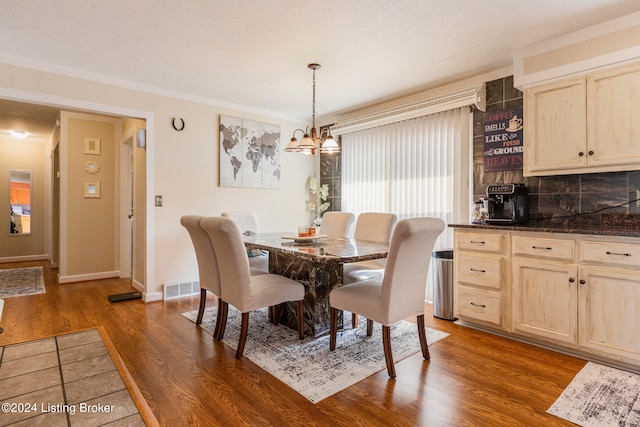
[0,266,45,298]
[547,362,640,426]
[182,306,448,403]
[0,327,159,426]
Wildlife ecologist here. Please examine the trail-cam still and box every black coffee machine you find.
[484,184,528,225]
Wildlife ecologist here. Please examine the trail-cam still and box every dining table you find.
[243,232,389,337]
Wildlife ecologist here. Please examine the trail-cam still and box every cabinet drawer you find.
[512,235,575,261]
[456,253,502,289]
[456,231,504,253]
[457,286,501,326]
[580,240,640,268]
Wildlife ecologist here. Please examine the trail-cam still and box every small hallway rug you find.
[547,362,640,426]
[183,306,449,403]
[0,327,159,426]
[0,266,45,298]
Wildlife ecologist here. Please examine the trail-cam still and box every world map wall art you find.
[219,115,281,189]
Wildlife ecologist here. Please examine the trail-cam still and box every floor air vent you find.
[163,279,200,300]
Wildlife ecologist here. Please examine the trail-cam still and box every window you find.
[341,107,472,297]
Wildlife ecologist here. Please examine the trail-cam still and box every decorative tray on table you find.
[281,234,329,243]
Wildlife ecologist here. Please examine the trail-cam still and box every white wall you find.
[0,62,314,299]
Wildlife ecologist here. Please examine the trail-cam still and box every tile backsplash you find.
[474,76,640,217]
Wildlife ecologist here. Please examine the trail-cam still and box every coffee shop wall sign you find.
[483,107,523,171]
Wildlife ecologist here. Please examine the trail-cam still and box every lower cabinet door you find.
[513,259,578,345]
[579,267,640,364]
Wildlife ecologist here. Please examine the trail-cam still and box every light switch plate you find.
[155,195,163,207]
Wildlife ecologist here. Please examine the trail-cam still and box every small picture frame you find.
[84,161,100,174]
[84,181,101,198]
[84,137,101,155]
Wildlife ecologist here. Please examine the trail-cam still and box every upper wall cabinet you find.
[523,62,640,177]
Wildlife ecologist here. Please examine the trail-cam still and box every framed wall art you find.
[84,181,101,198]
[483,107,524,171]
[84,137,101,155]
[219,115,281,189]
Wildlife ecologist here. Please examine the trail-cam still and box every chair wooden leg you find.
[297,300,304,340]
[366,319,373,336]
[329,307,339,351]
[196,289,207,325]
[417,314,430,360]
[213,298,226,340]
[235,312,250,359]
[216,301,229,341]
[352,312,359,328]
[382,325,396,379]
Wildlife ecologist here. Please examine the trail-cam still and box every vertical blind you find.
[341,106,472,299]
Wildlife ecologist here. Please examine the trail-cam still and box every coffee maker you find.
[484,184,528,225]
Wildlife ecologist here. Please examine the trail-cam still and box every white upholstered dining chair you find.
[180,215,226,338]
[319,211,355,238]
[201,216,305,359]
[343,212,398,284]
[329,217,445,378]
[221,211,269,273]
[343,212,398,327]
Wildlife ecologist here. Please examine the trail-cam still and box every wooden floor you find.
[0,260,585,426]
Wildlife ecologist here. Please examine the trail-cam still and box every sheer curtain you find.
[341,106,472,299]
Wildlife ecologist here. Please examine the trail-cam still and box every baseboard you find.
[456,320,640,375]
[130,279,162,302]
[58,270,120,284]
[143,291,163,302]
[0,254,49,263]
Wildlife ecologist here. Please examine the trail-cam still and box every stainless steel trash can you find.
[432,250,456,320]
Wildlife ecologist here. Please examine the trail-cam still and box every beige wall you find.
[62,113,119,278]
[0,62,313,298]
[0,137,46,258]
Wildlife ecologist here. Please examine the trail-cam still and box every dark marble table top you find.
[243,232,389,265]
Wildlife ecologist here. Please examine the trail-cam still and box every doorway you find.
[0,95,151,293]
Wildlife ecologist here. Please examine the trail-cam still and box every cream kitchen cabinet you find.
[454,230,508,329]
[453,226,640,368]
[523,61,640,176]
[512,259,578,346]
[524,77,586,175]
[577,238,640,365]
[512,234,579,346]
[587,63,640,168]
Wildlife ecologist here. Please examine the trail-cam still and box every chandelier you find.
[285,63,340,155]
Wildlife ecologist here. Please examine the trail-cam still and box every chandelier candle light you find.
[285,63,340,155]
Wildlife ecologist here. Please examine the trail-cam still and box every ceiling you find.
[1,0,640,141]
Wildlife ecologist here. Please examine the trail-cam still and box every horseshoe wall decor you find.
[172,117,185,131]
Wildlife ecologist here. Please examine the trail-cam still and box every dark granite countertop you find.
[450,214,640,238]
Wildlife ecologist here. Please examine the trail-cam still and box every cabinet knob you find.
[579,279,586,285]
[568,278,575,283]
[588,150,594,156]
[579,151,585,157]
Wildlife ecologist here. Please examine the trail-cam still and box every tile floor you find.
[0,329,146,426]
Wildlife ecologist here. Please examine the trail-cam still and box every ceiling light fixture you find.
[285,63,340,156]
[9,130,29,140]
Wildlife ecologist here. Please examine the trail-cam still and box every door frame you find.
[0,87,155,296]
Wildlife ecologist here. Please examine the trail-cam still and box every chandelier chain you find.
[311,68,316,129]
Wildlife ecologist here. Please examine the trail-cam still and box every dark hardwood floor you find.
[0,260,584,426]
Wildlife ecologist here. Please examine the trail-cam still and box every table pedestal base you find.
[269,251,343,337]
